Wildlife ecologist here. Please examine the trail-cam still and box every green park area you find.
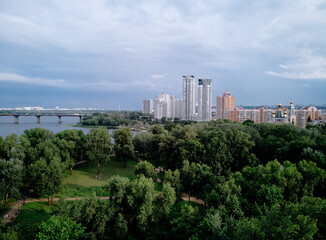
[1,157,138,238]
[4,202,56,240]
[2,123,326,239]
[61,157,137,197]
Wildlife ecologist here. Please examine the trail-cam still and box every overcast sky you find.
[0,0,326,110]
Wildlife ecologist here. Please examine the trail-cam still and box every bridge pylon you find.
[13,115,19,124]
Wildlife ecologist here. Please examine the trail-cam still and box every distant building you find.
[154,93,180,120]
[296,106,321,128]
[174,98,183,119]
[198,79,212,121]
[182,75,196,120]
[217,91,234,119]
[142,99,153,114]
[271,103,288,124]
[288,101,296,125]
[224,100,322,128]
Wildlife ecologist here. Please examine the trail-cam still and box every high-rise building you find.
[198,79,212,121]
[182,75,196,120]
[142,99,153,114]
[154,93,179,120]
[174,98,183,119]
[216,91,234,119]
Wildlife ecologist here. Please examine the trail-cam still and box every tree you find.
[233,217,264,240]
[0,158,24,204]
[157,183,176,216]
[133,132,153,156]
[171,203,201,239]
[180,160,196,202]
[113,127,134,168]
[86,127,112,175]
[261,204,317,240]
[180,160,213,203]
[164,169,182,199]
[106,175,130,205]
[0,227,19,240]
[114,213,128,240]
[36,216,86,240]
[197,127,231,176]
[2,134,19,160]
[29,158,65,205]
[300,147,325,169]
[135,161,157,180]
[225,128,255,171]
[128,175,156,232]
[57,196,112,239]
[55,129,86,175]
[299,197,326,239]
[297,160,326,197]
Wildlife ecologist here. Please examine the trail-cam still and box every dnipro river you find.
[0,116,119,138]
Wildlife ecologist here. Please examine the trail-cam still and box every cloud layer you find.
[0,0,326,108]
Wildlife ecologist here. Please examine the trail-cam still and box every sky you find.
[0,0,326,110]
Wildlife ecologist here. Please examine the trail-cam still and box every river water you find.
[0,116,104,138]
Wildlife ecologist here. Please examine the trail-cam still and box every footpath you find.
[2,158,204,224]
[2,193,203,225]
[1,196,111,224]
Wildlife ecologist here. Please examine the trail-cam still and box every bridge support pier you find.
[58,116,62,124]
[36,116,41,124]
[79,116,82,122]
[14,115,19,124]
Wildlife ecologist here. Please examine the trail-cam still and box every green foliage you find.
[157,183,176,216]
[0,158,24,204]
[0,227,19,240]
[181,160,213,202]
[261,204,317,240]
[113,127,135,167]
[134,161,157,180]
[54,129,86,174]
[164,169,182,199]
[29,158,65,205]
[133,132,153,155]
[4,201,56,240]
[81,112,144,127]
[299,196,326,239]
[170,203,201,239]
[1,120,326,239]
[297,160,326,197]
[128,175,156,232]
[86,127,112,175]
[56,197,111,240]
[36,215,86,240]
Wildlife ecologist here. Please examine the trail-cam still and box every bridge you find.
[0,109,114,124]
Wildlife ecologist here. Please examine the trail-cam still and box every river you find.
[0,116,118,138]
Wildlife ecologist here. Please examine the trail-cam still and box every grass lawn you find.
[4,202,56,240]
[61,157,137,197]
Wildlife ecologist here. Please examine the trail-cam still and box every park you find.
[1,121,326,239]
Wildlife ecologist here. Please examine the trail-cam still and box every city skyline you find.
[1,1,326,110]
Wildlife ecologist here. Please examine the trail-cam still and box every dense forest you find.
[1,120,326,239]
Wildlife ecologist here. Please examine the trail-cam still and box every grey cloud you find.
[0,0,326,107]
